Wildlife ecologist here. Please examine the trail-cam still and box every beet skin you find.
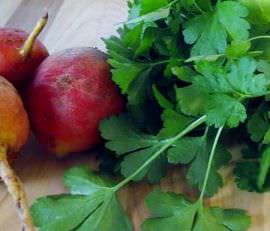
[0,28,48,87]
[27,47,125,156]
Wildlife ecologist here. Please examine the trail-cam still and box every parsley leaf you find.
[239,0,270,25]
[206,94,247,128]
[105,36,153,104]
[234,143,270,192]
[168,133,231,197]
[247,113,269,142]
[158,109,192,138]
[127,0,171,25]
[100,115,168,183]
[183,1,250,56]
[142,189,251,231]
[152,85,174,110]
[31,167,132,231]
[177,57,268,128]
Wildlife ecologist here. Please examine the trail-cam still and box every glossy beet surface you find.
[27,47,125,156]
[0,28,48,87]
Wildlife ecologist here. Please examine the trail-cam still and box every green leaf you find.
[247,113,269,142]
[239,0,270,25]
[31,167,132,231]
[183,1,250,56]
[120,146,167,183]
[226,40,251,59]
[142,189,251,231]
[141,0,169,14]
[100,115,168,183]
[31,194,104,231]
[176,85,208,116]
[206,94,247,128]
[226,57,267,96]
[77,193,132,231]
[263,128,270,144]
[127,7,170,26]
[168,135,231,197]
[195,57,268,97]
[257,60,270,79]
[100,115,158,155]
[172,66,194,82]
[152,85,174,110]
[158,109,192,138]
[258,147,270,189]
[142,189,198,231]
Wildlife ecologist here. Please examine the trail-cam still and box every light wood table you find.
[0,1,269,230]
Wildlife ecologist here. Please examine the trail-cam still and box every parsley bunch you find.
[31,0,270,230]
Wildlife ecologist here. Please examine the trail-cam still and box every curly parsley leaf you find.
[31,167,132,231]
[168,134,231,197]
[183,1,250,56]
[142,189,251,231]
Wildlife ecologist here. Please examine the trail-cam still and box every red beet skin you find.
[0,28,48,87]
[27,47,125,156]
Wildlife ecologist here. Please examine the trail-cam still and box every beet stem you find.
[0,146,34,231]
[19,13,48,59]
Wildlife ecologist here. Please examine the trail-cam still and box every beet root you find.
[0,77,33,230]
[27,47,125,156]
[0,14,49,87]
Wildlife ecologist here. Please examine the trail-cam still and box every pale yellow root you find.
[0,147,34,231]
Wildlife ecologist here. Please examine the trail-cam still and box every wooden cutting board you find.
[0,0,269,230]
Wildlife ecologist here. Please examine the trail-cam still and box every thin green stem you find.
[193,0,205,14]
[113,115,207,192]
[248,35,270,42]
[151,58,183,67]
[199,126,224,204]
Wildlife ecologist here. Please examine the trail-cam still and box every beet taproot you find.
[27,47,125,156]
[0,14,48,87]
[0,76,33,230]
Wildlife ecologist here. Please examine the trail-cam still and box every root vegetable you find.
[0,14,49,87]
[0,77,33,230]
[27,47,125,156]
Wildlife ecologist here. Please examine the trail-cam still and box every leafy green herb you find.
[31,0,270,229]
[183,1,250,56]
[168,132,231,196]
[144,128,250,231]
[142,189,251,231]
[31,167,132,231]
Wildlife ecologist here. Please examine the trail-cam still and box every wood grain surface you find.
[0,0,269,230]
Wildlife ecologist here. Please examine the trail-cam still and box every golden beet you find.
[0,76,33,231]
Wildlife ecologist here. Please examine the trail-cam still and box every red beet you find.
[27,47,125,156]
[0,14,49,87]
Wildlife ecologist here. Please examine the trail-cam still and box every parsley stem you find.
[199,126,224,203]
[248,35,270,42]
[113,115,207,192]
[151,58,184,67]
[193,0,205,14]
